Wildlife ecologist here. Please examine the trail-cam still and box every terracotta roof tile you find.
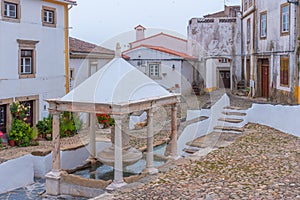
[69,37,114,55]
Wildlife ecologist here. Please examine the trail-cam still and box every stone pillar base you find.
[106,180,127,191]
[45,171,61,196]
[144,167,159,175]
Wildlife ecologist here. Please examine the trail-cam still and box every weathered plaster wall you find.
[188,17,242,88]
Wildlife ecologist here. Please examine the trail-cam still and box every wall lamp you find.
[172,64,175,70]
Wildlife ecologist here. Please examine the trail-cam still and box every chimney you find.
[134,25,146,41]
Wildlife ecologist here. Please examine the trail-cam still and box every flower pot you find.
[9,139,15,147]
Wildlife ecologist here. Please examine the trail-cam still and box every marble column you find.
[170,104,180,159]
[45,110,61,196]
[52,110,61,171]
[145,109,158,174]
[106,115,127,190]
[88,113,96,161]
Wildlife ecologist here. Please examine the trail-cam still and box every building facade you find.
[242,0,299,103]
[0,0,74,133]
[187,6,242,92]
[123,26,197,95]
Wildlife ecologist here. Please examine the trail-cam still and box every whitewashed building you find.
[0,0,75,133]
[69,37,114,90]
[242,0,299,103]
[123,25,198,95]
[187,6,242,92]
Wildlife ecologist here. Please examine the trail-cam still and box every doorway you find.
[219,70,231,88]
[261,59,269,98]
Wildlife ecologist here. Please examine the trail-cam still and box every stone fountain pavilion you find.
[45,44,180,195]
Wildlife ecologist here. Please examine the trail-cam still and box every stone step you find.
[223,106,247,111]
[186,132,240,149]
[218,118,244,123]
[222,111,247,116]
[214,126,244,133]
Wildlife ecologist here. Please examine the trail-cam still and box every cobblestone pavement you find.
[111,123,300,200]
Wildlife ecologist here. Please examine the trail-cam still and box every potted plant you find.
[36,115,53,139]
[96,114,115,128]
[9,119,35,147]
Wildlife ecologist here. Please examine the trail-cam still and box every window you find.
[260,12,267,38]
[21,50,33,74]
[1,0,20,22]
[44,10,54,23]
[17,39,39,79]
[42,6,56,27]
[281,4,289,35]
[4,2,17,18]
[280,56,289,86]
[247,18,251,43]
[149,63,160,78]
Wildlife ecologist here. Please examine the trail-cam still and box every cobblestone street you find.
[111,123,300,200]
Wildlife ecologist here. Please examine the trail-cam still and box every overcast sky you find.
[69,0,241,49]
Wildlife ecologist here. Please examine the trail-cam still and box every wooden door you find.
[261,60,269,98]
[219,70,231,88]
[0,105,6,133]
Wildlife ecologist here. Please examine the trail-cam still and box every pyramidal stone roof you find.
[61,57,171,104]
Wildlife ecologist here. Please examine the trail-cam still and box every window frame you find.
[17,39,39,79]
[260,11,267,39]
[280,56,289,87]
[280,3,290,36]
[1,0,20,23]
[42,6,56,28]
[247,18,251,44]
[148,63,160,78]
[20,50,33,74]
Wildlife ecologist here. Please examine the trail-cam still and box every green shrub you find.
[9,119,36,147]
[36,115,53,138]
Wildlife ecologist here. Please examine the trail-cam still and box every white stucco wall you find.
[0,0,67,120]
[247,104,300,137]
[0,155,34,194]
[205,59,217,90]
